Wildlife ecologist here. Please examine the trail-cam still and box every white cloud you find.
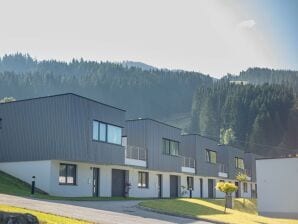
[237,19,256,29]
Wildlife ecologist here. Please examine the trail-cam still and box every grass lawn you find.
[139,198,298,224]
[0,171,142,201]
[0,204,91,224]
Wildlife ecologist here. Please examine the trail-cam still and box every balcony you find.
[236,168,252,181]
[181,157,196,174]
[125,145,147,167]
[218,163,228,178]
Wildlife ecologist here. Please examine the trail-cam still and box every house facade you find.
[256,157,298,219]
[0,93,257,198]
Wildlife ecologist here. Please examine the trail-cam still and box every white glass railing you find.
[182,156,196,168]
[125,145,147,161]
[218,163,228,173]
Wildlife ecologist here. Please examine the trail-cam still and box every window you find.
[107,124,121,145]
[0,118,2,129]
[138,171,149,188]
[235,157,245,169]
[59,164,77,185]
[162,138,179,156]
[205,149,217,164]
[92,121,99,140]
[243,182,248,193]
[93,120,122,145]
[187,176,194,190]
[99,123,107,141]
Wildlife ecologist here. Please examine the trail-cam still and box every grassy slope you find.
[0,205,90,224]
[0,170,145,201]
[140,198,298,224]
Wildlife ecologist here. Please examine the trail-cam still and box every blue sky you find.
[250,0,298,70]
[0,0,297,77]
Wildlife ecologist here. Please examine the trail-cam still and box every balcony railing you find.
[235,168,251,177]
[218,163,228,173]
[182,157,196,169]
[125,145,147,161]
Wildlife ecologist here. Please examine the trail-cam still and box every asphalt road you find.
[0,194,212,224]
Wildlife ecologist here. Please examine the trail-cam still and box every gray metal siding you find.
[125,119,182,172]
[0,94,125,164]
[244,153,260,182]
[180,135,196,158]
[221,145,245,179]
[195,135,220,177]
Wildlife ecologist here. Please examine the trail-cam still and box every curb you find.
[137,204,226,224]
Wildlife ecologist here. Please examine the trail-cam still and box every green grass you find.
[140,198,298,224]
[0,170,144,201]
[0,204,91,224]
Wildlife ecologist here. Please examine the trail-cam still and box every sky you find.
[0,0,297,78]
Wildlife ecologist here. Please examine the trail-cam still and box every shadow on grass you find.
[140,198,224,217]
[202,198,257,215]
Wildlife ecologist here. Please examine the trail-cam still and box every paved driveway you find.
[0,194,212,224]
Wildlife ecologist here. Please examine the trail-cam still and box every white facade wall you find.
[192,176,201,197]
[241,182,251,198]
[202,177,209,198]
[0,160,256,199]
[128,169,159,198]
[162,173,170,198]
[257,158,298,219]
[50,161,94,197]
[99,166,112,197]
[0,160,51,193]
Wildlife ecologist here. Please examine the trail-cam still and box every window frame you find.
[243,182,248,193]
[92,120,122,146]
[235,157,245,169]
[187,176,194,190]
[59,163,77,185]
[205,149,217,164]
[162,138,179,156]
[138,171,149,188]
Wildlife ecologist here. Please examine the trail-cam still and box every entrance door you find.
[170,175,178,198]
[157,174,162,198]
[235,182,240,198]
[92,168,100,197]
[208,179,214,198]
[200,178,203,198]
[112,169,125,197]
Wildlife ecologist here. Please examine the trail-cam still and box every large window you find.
[205,149,217,164]
[138,171,149,188]
[93,120,122,145]
[59,163,77,185]
[163,138,179,156]
[187,176,194,190]
[235,157,245,169]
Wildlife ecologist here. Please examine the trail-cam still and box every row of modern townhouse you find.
[0,93,259,198]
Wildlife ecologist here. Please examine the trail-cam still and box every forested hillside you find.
[227,67,298,95]
[189,81,298,156]
[1,54,297,156]
[0,54,213,119]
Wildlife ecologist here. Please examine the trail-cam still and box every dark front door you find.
[112,169,125,197]
[157,174,162,198]
[170,175,178,198]
[208,179,214,198]
[200,178,203,198]
[235,182,240,198]
[92,168,100,197]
